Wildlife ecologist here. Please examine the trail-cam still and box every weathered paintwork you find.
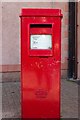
[20,9,62,119]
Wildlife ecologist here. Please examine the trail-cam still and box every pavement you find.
[1,79,79,119]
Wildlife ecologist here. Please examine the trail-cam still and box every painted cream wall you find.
[78,2,80,79]
[1,2,68,78]
[2,2,53,65]
[0,2,2,65]
[0,3,2,119]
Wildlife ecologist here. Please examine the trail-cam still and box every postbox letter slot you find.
[30,24,52,28]
[30,24,52,34]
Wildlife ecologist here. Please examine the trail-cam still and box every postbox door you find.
[29,23,53,56]
[21,16,61,118]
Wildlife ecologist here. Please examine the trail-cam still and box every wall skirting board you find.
[0,65,20,72]
[0,64,68,82]
[0,64,67,73]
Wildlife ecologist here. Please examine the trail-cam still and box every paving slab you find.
[2,82,21,118]
[2,79,79,119]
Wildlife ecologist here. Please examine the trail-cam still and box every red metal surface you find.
[20,9,62,119]
[20,8,63,17]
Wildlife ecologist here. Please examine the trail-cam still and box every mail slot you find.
[20,8,63,119]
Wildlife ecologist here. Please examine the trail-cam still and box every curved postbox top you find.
[20,8,63,17]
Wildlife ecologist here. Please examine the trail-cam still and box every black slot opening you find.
[30,24,52,28]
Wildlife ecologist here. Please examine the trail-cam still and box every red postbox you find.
[20,9,62,119]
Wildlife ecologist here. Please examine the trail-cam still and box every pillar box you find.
[20,8,63,119]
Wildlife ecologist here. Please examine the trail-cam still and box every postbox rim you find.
[20,8,63,17]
